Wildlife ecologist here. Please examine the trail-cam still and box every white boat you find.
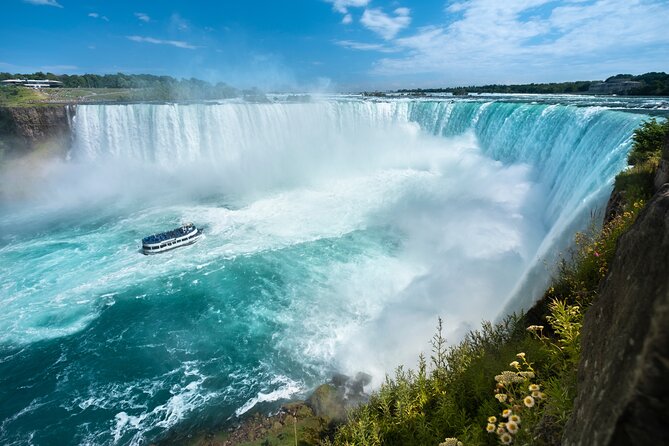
[142,223,201,254]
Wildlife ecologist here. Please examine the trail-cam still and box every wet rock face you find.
[0,106,72,159]
[563,185,669,446]
[306,372,371,423]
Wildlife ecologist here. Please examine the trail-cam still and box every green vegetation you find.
[0,71,239,99]
[324,119,669,446]
[614,118,669,203]
[397,80,593,96]
[0,72,241,103]
[393,72,669,96]
[183,403,328,446]
[0,85,47,106]
[621,72,669,96]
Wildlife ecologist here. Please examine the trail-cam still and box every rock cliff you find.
[0,105,73,160]
[654,133,669,190]
[563,184,669,445]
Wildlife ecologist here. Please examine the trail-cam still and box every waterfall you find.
[72,99,643,310]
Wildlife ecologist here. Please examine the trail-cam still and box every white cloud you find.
[88,12,109,21]
[360,7,411,40]
[170,13,190,31]
[364,0,669,83]
[342,13,353,24]
[335,40,399,53]
[23,0,62,7]
[134,12,151,23]
[127,35,198,50]
[326,0,370,14]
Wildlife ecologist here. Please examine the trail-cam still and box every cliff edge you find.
[563,183,669,445]
[0,106,73,160]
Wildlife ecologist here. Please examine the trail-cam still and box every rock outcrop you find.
[306,372,371,423]
[0,105,73,160]
[563,185,669,445]
[653,133,669,191]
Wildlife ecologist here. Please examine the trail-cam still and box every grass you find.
[0,86,156,106]
[41,87,137,103]
[0,86,48,106]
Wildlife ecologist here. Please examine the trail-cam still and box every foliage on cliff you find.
[615,117,669,203]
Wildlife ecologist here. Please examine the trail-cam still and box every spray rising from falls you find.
[0,98,644,445]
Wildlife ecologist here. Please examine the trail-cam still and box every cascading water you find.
[0,97,650,445]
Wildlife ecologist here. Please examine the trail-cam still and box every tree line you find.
[0,72,240,100]
[395,72,669,96]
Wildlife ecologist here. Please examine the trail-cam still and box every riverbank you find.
[156,373,371,446]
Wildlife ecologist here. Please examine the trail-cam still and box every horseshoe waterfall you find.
[0,97,652,445]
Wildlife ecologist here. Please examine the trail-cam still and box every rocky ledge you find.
[160,373,371,446]
[0,105,73,160]
[563,183,669,445]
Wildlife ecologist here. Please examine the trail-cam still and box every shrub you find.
[628,118,669,165]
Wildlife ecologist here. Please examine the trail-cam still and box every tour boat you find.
[142,223,201,254]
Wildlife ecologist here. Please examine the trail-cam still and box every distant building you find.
[588,80,642,95]
[0,79,63,88]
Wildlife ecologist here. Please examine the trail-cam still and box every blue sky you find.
[1,0,668,91]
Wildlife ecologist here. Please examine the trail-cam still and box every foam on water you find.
[0,97,648,445]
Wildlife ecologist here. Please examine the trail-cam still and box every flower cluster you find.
[438,438,463,446]
[486,353,545,444]
[526,325,544,334]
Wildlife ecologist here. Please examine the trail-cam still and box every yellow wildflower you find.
[500,432,513,444]
[488,416,497,423]
[495,394,508,402]
[516,352,525,359]
[502,409,512,418]
[509,414,520,423]
[528,384,540,392]
[523,396,535,408]
[532,390,541,398]
[486,423,495,433]
[509,360,520,369]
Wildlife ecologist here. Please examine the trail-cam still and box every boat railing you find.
[142,225,196,245]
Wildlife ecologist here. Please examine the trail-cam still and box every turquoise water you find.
[0,97,651,445]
